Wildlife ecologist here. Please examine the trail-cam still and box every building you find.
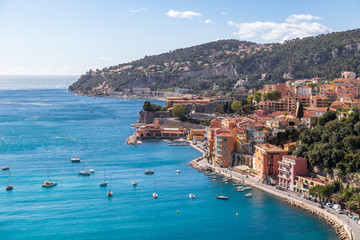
[319,84,334,95]
[188,129,205,141]
[278,155,308,190]
[341,71,356,79]
[135,124,186,140]
[213,132,235,168]
[284,142,296,152]
[132,87,151,95]
[293,176,332,194]
[253,144,288,179]
[297,86,312,97]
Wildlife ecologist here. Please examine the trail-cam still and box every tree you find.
[296,102,304,119]
[143,101,152,111]
[172,104,186,119]
[231,101,243,114]
[318,111,337,126]
[247,95,254,105]
[254,91,261,103]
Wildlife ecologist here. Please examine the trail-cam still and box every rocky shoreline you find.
[188,148,353,240]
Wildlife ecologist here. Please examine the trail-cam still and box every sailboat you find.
[132,169,137,186]
[5,169,13,190]
[100,169,107,186]
[107,176,113,197]
[152,181,158,198]
[78,161,90,175]
[42,165,57,187]
[216,182,228,200]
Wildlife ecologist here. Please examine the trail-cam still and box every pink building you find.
[278,155,308,190]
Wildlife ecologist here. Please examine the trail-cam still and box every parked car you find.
[326,203,333,208]
[300,194,305,198]
[312,198,318,202]
[336,209,344,214]
[333,204,341,210]
[318,204,325,209]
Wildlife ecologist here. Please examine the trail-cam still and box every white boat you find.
[79,161,91,175]
[132,169,137,186]
[107,176,113,197]
[243,187,252,190]
[70,157,80,162]
[189,193,195,198]
[42,165,57,187]
[2,166,9,170]
[144,169,155,174]
[176,170,181,173]
[245,193,252,198]
[100,169,107,186]
[137,140,142,145]
[153,181,158,198]
[217,182,228,200]
[216,196,229,200]
[236,187,244,192]
[6,169,13,190]
[89,169,95,173]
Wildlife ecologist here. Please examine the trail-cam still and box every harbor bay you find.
[0,88,337,239]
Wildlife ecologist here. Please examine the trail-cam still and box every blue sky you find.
[0,0,359,75]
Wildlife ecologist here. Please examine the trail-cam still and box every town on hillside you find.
[130,71,360,215]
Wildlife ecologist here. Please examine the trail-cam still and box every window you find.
[223,153,226,157]
[223,142,226,146]
[223,148,226,151]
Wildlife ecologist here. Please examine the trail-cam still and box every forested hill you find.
[69,29,360,95]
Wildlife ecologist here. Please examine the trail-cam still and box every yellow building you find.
[188,129,205,141]
[293,176,331,194]
[235,130,248,153]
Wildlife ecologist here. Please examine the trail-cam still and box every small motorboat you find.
[2,166,9,170]
[89,169,95,173]
[153,192,158,198]
[176,170,181,173]
[216,196,229,200]
[132,180,137,186]
[243,187,252,190]
[89,110,93,113]
[100,169,107,186]
[6,185,13,190]
[189,193,195,198]
[144,169,155,174]
[70,157,80,162]
[42,181,57,187]
[245,193,252,198]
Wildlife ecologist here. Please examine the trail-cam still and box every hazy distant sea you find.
[0,75,78,90]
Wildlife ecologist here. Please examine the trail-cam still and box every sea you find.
[0,76,337,239]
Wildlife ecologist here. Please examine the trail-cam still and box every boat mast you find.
[104,168,106,182]
[9,169,11,185]
[47,164,49,181]
[109,176,112,191]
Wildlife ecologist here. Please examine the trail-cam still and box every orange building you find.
[254,144,288,179]
[188,129,205,141]
[213,131,235,168]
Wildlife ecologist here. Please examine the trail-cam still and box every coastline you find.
[187,142,354,240]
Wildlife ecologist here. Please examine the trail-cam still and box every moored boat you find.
[89,169,95,173]
[70,157,80,162]
[176,170,181,173]
[144,169,154,174]
[245,193,252,198]
[79,161,91,175]
[189,193,195,198]
[2,166,9,170]
[42,165,57,187]
[107,176,113,197]
[100,169,107,186]
[6,169,13,190]
[216,196,229,200]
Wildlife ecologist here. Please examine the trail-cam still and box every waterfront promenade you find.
[189,143,359,240]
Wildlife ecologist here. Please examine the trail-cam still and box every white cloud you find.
[130,7,147,13]
[0,64,88,75]
[220,12,228,15]
[204,19,212,24]
[166,9,201,19]
[97,56,112,61]
[286,14,322,23]
[227,14,332,42]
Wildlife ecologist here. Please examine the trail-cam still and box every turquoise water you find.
[0,88,337,239]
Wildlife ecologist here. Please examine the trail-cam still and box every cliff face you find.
[69,29,360,95]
